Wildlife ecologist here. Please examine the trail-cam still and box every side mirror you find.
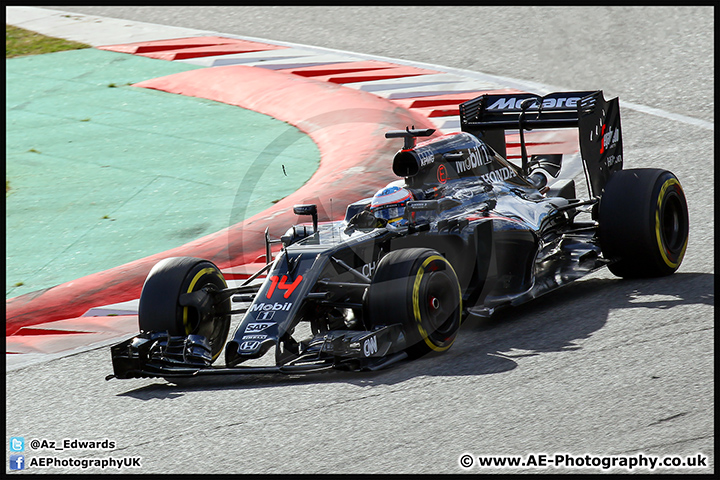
[281,225,311,248]
[293,204,318,233]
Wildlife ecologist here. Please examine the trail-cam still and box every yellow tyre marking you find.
[182,267,226,335]
[655,178,688,269]
[412,255,463,352]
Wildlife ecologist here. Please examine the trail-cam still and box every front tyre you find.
[366,248,462,358]
[138,257,231,362]
[598,168,689,278]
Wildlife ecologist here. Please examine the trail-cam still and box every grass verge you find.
[6,23,90,58]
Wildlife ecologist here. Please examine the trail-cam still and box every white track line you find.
[8,7,712,131]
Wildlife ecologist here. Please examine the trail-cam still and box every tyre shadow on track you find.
[115,272,713,399]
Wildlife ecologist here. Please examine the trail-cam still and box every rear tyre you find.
[138,257,230,362]
[598,168,689,278]
[366,248,462,358]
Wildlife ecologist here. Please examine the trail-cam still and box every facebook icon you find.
[9,455,25,470]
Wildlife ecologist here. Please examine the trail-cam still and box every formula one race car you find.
[108,90,689,380]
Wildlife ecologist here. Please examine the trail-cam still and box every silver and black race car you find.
[108,90,689,380]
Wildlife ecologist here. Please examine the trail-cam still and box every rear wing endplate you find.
[460,90,623,196]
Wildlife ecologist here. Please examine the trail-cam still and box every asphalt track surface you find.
[7,6,714,474]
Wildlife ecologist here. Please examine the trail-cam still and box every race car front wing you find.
[107,323,407,380]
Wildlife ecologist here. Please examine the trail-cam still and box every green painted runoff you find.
[6,48,320,299]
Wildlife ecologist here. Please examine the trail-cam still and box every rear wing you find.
[459,90,623,196]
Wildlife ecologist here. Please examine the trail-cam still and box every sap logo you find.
[361,261,377,278]
[245,322,274,333]
[249,302,293,312]
[363,336,378,357]
[488,96,582,111]
[454,145,492,174]
[239,341,261,351]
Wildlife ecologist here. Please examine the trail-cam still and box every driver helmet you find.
[370,184,413,224]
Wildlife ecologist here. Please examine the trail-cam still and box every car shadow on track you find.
[115,272,713,399]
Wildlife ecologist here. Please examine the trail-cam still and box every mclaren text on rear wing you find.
[460,91,623,196]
